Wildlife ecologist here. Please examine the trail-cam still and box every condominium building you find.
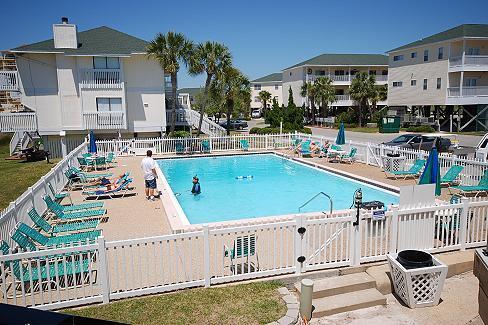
[250,73,283,109]
[387,24,488,131]
[282,54,388,108]
[0,18,167,156]
[177,87,203,110]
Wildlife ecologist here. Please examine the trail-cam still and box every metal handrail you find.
[298,191,333,214]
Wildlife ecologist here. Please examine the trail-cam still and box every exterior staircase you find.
[9,131,40,156]
[167,108,227,137]
[295,272,386,318]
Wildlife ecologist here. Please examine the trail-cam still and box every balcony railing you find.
[0,71,18,91]
[449,55,488,68]
[0,112,37,132]
[448,86,488,97]
[83,111,126,129]
[80,69,122,89]
[306,74,387,83]
[335,94,351,101]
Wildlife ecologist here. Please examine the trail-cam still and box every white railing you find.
[0,140,87,248]
[8,131,31,156]
[464,55,488,66]
[448,86,488,97]
[2,198,487,309]
[0,113,37,132]
[306,74,387,83]
[83,111,126,130]
[166,109,227,137]
[375,75,388,82]
[0,71,18,91]
[336,94,351,101]
[449,56,463,67]
[80,69,122,89]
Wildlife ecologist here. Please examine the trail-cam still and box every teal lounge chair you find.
[81,172,130,190]
[240,139,249,151]
[451,170,488,196]
[202,139,211,153]
[77,156,94,171]
[224,235,259,274]
[17,223,101,248]
[341,147,357,164]
[299,140,312,157]
[70,166,113,179]
[48,182,71,203]
[44,198,106,221]
[105,152,117,167]
[44,195,104,212]
[1,241,91,294]
[28,208,100,235]
[11,229,37,251]
[82,178,135,200]
[441,165,464,186]
[175,141,185,154]
[385,159,426,180]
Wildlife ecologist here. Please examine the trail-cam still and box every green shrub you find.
[406,125,435,133]
[168,130,191,138]
[336,110,357,124]
[249,127,261,134]
[301,127,312,134]
[251,127,311,135]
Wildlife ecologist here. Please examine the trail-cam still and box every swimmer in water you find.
[191,176,201,195]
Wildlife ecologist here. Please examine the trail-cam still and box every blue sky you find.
[1,0,487,88]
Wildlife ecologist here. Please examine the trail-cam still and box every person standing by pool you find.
[141,150,158,201]
[191,176,201,195]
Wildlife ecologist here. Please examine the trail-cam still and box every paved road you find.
[310,126,484,148]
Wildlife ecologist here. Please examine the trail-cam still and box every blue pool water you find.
[157,154,398,224]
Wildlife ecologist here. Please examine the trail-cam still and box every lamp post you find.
[353,188,362,226]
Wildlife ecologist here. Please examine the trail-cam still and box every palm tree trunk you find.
[170,73,178,134]
[197,74,213,137]
[358,101,363,127]
[311,97,316,125]
[226,98,233,136]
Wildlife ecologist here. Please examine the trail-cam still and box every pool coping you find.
[155,151,400,232]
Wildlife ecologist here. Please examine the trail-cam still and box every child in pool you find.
[191,176,201,195]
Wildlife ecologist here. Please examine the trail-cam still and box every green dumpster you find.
[379,116,401,133]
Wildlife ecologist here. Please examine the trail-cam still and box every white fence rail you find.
[0,71,18,91]
[1,199,487,309]
[166,109,227,137]
[0,113,37,132]
[80,69,122,89]
[83,112,126,130]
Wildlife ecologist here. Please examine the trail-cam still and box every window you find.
[274,84,279,90]
[334,70,345,75]
[466,48,480,55]
[392,81,403,87]
[254,84,261,90]
[436,78,441,89]
[438,47,444,60]
[464,78,478,87]
[411,79,417,86]
[93,57,120,69]
[411,52,417,59]
[423,50,429,62]
[393,55,404,61]
[423,78,428,90]
[382,70,388,75]
[369,70,377,75]
[96,98,122,125]
[315,70,325,76]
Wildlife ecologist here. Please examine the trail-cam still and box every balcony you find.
[0,112,37,132]
[83,111,126,130]
[0,71,18,91]
[306,74,387,84]
[447,86,488,105]
[80,69,122,89]
[449,55,488,71]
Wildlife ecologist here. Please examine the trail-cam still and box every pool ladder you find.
[298,192,333,214]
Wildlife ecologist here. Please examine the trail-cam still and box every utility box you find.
[379,116,401,133]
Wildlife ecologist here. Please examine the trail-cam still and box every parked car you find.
[219,120,248,130]
[382,134,452,152]
[251,109,261,118]
[476,133,488,161]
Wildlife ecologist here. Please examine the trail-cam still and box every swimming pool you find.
[157,153,398,224]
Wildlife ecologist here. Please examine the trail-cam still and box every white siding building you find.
[0,18,166,155]
[387,24,488,131]
[281,54,388,108]
[250,73,283,109]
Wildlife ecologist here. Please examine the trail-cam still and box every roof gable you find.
[389,24,488,52]
[11,26,149,55]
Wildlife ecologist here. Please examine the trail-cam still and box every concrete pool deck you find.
[64,150,463,240]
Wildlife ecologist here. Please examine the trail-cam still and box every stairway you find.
[168,108,227,137]
[295,272,386,318]
[9,131,40,156]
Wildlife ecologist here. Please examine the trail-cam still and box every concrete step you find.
[312,288,386,318]
[295,272,376,299]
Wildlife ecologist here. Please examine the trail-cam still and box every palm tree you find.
[146,32,193,134]
[258,90,272,115]
[212,66,250,135]
[314,77,336,118]
[349,72,376,127]
[371,84,388,111]
[189,42,232,136]
[300,82,318,124]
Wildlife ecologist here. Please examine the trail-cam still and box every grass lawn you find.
[63,281,286,325]
[0,135,59,210]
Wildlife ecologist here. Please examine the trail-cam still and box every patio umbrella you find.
[336,122,346,145]
[88,130,97,154]
[419,146,441,196]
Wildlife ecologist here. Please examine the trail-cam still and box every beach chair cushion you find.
[28,208,99,234]
[18,223,101,247]
[441,165,464,184]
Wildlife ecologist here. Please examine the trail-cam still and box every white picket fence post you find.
[351,210,361,266]
[389,206,399,254]
[459,198,470,250]
[97,236,111,303]
[203,225,211,287]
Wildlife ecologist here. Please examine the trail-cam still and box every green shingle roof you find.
[389,24,488,52]
[11,26,148,55]
[251,73,282,83]
[284,54,388,70]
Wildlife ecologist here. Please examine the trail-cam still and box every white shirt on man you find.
[141,156,157,180]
